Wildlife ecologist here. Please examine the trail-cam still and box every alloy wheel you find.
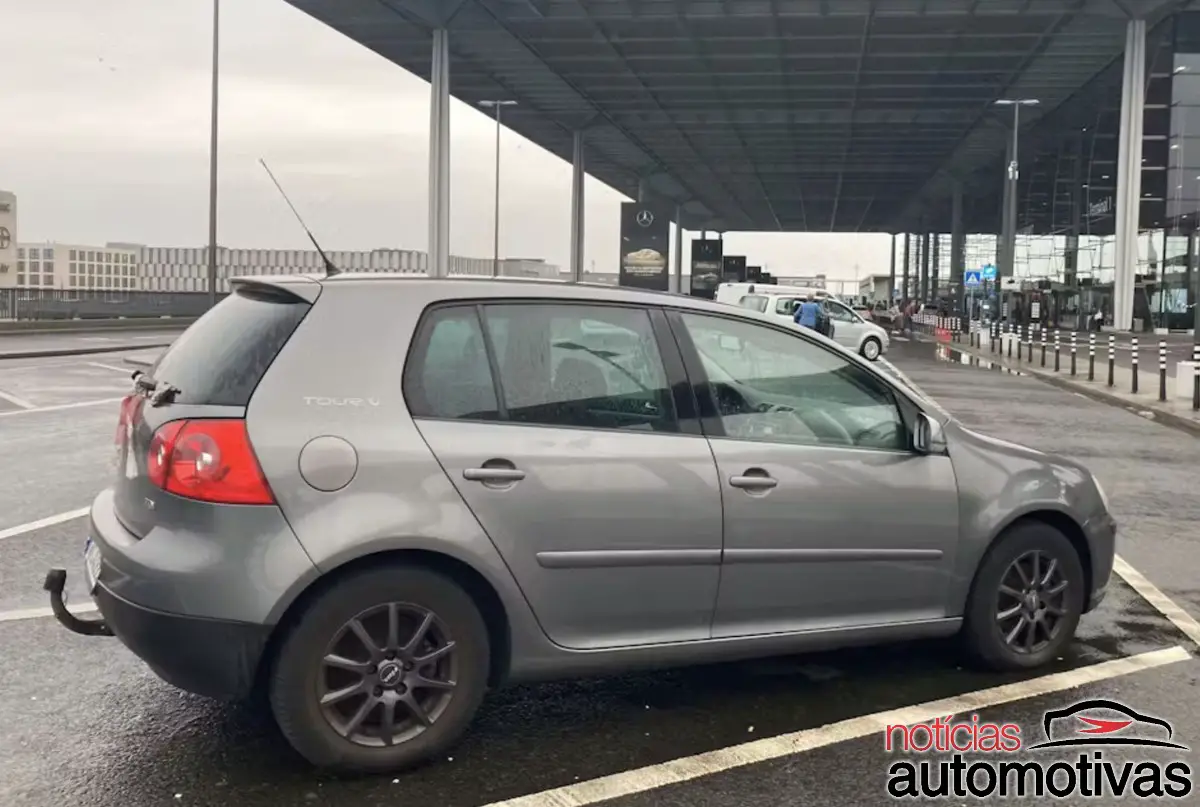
[995,550,1069,655]
[317,602,458,747]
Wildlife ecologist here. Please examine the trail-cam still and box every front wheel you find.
[860,337,883,361]
[268,565,490,773]
[961,522,1085,671]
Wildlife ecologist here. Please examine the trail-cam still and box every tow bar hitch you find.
[43,569,113,637]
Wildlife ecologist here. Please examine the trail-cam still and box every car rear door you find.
[667,309,960,638]
[406,300,723,651]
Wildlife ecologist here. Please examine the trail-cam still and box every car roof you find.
[231,272,780,319]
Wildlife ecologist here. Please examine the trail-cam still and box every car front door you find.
[823,299,864,351]
[667,309,960,638]
[407,301,723,651]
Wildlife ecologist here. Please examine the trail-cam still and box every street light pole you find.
[479,100,517,278]
[994,98,1038,324]
[206,0,220,310]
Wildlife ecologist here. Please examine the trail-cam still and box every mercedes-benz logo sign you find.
[635,210,654,227]
[0,227,10,250]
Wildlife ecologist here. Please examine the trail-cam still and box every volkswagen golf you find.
[45,274,1116,774]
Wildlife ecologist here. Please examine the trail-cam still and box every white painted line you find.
[0,396,122,419]
[86,361,133,374]
[0,507,89,542]
[1113,555,1200,647]
[0,387,36,410]
[482,647,1191,807]
[0,603,98,624]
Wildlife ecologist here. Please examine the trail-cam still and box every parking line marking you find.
[0,387,36,410]
[0,603,98,624]
[482,646,1191,807]
[1113,556,1200,647]
[0,397,123,419]
[0,507,89,543]
[86,361,133,374]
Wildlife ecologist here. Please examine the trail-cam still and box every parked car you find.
[46,275,1116,774]
[750,293,890,360]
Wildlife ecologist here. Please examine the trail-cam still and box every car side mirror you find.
[913,412,948,455]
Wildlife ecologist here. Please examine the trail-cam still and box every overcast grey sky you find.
[1,0,892,280]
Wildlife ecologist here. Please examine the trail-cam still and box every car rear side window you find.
[404,306,499,420]
[149,285,310,407]
[483,303,678,433]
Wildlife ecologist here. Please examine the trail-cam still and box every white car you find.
[728,291,890,361]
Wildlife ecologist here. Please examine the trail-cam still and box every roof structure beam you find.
[829,4,875,231]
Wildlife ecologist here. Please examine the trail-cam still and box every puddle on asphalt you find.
[934,345,1028,376]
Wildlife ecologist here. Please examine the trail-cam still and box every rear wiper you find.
[131,370,180,407]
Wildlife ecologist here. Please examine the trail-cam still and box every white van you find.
[714,282,834,308]
[716,286,890,361]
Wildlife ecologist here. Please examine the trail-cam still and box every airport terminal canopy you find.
[287,0,1186,234]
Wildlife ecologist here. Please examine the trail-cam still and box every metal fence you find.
[0,289,225,320]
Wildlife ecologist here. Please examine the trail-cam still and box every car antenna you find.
[258,158,340,277]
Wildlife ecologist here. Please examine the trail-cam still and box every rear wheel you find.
[860,337,882,361]
[961,522,1085,671]
[268,565,489,773]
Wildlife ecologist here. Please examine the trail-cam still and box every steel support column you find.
[673,206,683,294]
[427,28,451,277]
[888,233,896,303]
[931,233,940,300]
[1115,18,1147,332]
[902,233,911,302]
[569,130,585,282]
[920,232,931,303]
[951,180,965,319]
[998,133,1016,321]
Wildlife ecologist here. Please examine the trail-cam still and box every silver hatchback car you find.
[46,275,1115,774]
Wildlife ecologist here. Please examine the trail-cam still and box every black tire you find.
[961,521,1086,672]
[268,564,490,773]
[860,337,882,361]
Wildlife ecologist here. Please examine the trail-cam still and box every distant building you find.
[15,242,141,290]
[0,191,17,289]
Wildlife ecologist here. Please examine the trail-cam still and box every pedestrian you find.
[793,293,823,334]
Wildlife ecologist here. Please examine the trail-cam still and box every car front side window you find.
[679,312,907,451]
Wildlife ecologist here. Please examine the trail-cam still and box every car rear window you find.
[738,294,769,313]
[149,285,311,407]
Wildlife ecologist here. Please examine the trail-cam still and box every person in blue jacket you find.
[793,294,822,332]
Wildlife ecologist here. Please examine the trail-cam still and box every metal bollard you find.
[1159,340,1167,402]
[991,323,997,353]
[1027,325,1034,362]
[1107,334,1115,387]
[1193,344,1199,411]
[1070,332,1077,376]
[1088,333,1095,382]
[1131,336,1139,394]
[1054,330,1061,372]
[1041,327,1047,367]
[1007,324,1014,359]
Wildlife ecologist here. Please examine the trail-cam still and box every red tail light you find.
[146,419,275,505]
[115,394,143,448]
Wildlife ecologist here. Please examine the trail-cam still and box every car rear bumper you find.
[94,580,269,700]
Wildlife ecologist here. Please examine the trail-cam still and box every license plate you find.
[84,539,102,595]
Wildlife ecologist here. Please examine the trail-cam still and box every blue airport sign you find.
[964,270,982,288]
[980,263,997,280]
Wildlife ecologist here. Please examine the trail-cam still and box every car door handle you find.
[729,472,777,490]
[463,467,526,483]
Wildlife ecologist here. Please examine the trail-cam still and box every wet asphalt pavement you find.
[0,343,1197,807]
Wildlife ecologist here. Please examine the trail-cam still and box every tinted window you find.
[680,313,906,451]
[150,285,309,407]
[483,303,677,433]
[405,306,499,420]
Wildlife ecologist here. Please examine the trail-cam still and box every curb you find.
[916,334,1200,438]
[0,343,173,361]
